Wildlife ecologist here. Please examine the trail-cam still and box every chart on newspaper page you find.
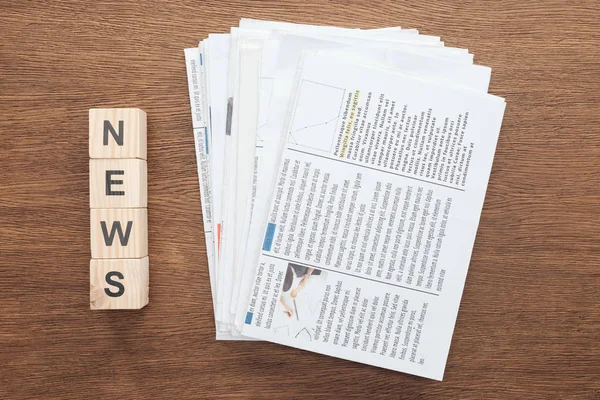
[288,80,346,153]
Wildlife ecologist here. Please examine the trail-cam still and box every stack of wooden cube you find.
[89,108,149,309]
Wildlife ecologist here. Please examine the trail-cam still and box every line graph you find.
[288,80,346,153]
[256,77,274,144]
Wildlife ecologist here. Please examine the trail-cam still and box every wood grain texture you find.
[0,0,599,398]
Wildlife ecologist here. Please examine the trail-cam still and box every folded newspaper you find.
[184,18,506,380]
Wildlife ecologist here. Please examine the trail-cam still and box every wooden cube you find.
[89,158,147,208]
[89,108,147,159]
[90,208,148,259]
[90,257,149,310]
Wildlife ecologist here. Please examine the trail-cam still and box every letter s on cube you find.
[90,257,149,310]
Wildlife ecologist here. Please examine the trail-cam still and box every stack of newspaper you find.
[184,18,506,380]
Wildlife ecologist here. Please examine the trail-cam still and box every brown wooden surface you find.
[1,1,599,399]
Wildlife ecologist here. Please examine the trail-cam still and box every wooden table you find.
[1,1,598,398]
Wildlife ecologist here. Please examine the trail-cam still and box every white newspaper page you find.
[206,33,230,263]
[216,28,240,325]
[203,37,252,340]
[229,38,281,316]
[228,40,262,336]
[239,19,433,42]
[241,53,505,380]
[231,30,451,322]
[233,38,490,329]
[230,30,480,327]
[186,44,247,341]
[184,47,218,328]
[219,29,269,327]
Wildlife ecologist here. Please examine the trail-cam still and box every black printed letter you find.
[106,170,125,195]
[103,120,124,146]
[104,271,125,297]
[100,221,133,246]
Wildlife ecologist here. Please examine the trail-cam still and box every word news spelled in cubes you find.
[89,108,149,310]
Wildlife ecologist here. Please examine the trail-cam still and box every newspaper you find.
[239,53,505,380]
[184,18,507,378]
[232,34,489,330]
